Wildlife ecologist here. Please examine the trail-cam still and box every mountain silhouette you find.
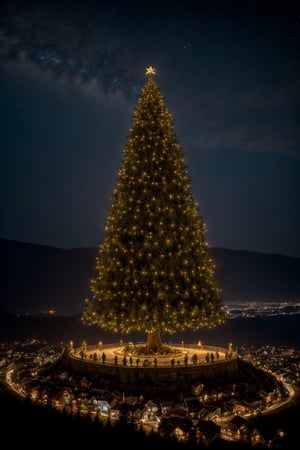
[0,237,299,315]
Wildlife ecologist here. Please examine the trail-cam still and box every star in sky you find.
[0,0,299,258]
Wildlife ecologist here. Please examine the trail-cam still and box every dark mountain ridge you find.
[0,237,299,316]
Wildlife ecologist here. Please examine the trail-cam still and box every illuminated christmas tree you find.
[82,66,227,352]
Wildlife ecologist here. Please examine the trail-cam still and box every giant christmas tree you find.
[82,67,227,352]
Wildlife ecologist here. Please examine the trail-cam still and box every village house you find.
[194,419,221,446]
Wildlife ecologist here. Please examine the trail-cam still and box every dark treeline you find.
[0,380,267,449]
[0,383,177,448]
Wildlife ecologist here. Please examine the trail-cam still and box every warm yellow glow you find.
[145,65,156,75]
[81,68,227,336]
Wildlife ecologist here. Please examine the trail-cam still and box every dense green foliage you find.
[83,71,227,338]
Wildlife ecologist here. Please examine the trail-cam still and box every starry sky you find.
[0,0,299,258]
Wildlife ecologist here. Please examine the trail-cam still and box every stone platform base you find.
[56,349,240,398]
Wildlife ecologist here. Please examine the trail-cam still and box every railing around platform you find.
[68,342,238,369]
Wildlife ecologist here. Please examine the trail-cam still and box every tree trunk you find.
[146,330,163,352]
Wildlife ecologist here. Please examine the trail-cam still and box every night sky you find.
[1,0,299,258]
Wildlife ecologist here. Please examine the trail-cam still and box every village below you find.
[1,337,299,448]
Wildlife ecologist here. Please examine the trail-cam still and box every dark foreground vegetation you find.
[1,379,299,449]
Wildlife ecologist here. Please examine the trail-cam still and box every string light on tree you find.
[82,67,228,352]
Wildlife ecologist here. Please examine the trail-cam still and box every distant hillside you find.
[0,312,299,349]
[0,238,96,315]
[0,237,299,315]
[210,247,300,303]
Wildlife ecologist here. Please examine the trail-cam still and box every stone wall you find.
[60,351,240,396]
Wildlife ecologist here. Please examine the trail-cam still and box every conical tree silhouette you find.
[82,67,227,352]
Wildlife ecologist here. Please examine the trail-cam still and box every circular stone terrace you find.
[71,342,235,367]
[63,342,239,397]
